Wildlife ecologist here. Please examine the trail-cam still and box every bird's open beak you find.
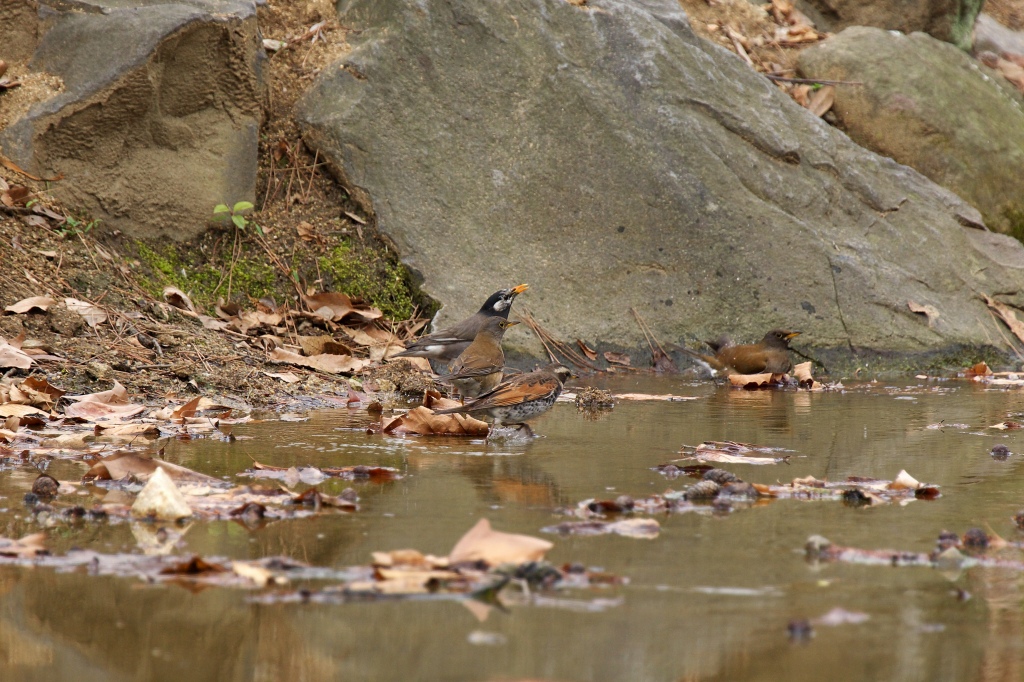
[510,284,529,296]
[785,331,802,340]
[505,320,521,327]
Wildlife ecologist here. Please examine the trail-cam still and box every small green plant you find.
[213,201,262,235]
[58,214,100,237]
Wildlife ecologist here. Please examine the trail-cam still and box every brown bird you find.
[434,363,572,426]
[442,318,519,399]
[392,284,528,362]
[680,329,801,377]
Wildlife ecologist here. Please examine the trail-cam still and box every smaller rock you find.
[86,362,112,381]
[131,468,192,520]
[962,527,989,550]
[703,468,740,485]
[936,529,960,551]
[1014,509,1024,530]
[31,474,60,498]
[991,444,1011,460]
[719,482,759,500]
[788,619,814,642]
[684,480,720,500]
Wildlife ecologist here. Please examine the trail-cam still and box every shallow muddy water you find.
[4,376,1024,681]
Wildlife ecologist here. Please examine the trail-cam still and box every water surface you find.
[3,376,1024,681]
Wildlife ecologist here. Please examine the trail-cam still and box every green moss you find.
[317,242,417,320]
[1005,206,1024,246]
[135,242,277,311]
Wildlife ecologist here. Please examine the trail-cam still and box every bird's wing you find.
[469,375,557,409]
[402,331,464,350]
[443,365,503,381]
[719,346,769,374]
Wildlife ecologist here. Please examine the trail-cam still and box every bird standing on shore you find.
[442,318,519,399]
[434,363,572,426]
[393,284,529,362]
[680,329,801,376]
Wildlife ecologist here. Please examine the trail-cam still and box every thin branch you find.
[765,74,863,86]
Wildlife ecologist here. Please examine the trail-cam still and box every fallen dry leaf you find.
[298,335,355,356]
[132,467,193,520]
[262,371,301,383]
[170,396,202,420]
[14,376,64,407]
[303,292,382,324]
[805,84,835,117]
[163,287,198,317]
[603,351,631,366]
[4,296,55,315]
[0,533,47,558]
[983,293,1024,345]
[577,339,598,361]
[0,337,33,369]
[381,406,489,437]
[908,300,940,327]
[727,372,785,388]
[0,404,48,419]
[64,402,146,420]
[198,315,229,331]
[64,298,107,327]
[268,347,370,374]
[84,451,222,485]
[449,518,553,567]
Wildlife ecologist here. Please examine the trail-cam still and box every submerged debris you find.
[574,387,615,409]
[675,440,792,466]
[541,518,660,539]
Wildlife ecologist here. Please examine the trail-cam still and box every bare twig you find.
[765,74,863,86]
[516,307,601,371]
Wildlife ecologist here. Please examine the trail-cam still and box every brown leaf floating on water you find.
[83,451,223,485]
[448,518,553,567]
[0,533,48,558]
[381,406,489,437]
[727,372,785,388]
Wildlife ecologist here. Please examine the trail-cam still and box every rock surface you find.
[0,0,265,240]
[799,27,1024,236]
[296,0,1024,360]
[800,0,982,49]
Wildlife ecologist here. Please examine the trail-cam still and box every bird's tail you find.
[673,346,725,378]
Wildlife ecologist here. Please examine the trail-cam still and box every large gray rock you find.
[0,0,265,240]
[0,0,43,63]
[297,0,1024,361]
[799,27,1024,236]
[801,0,982,50]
